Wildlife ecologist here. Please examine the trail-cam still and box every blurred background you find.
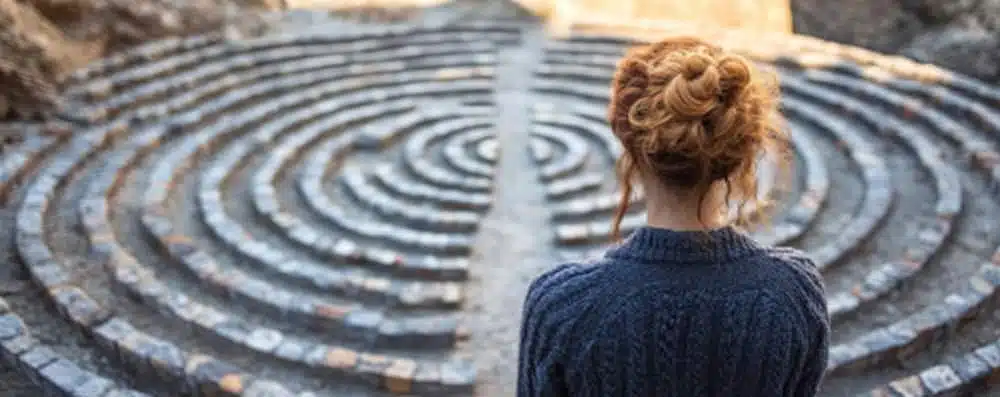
[2,0,997,121]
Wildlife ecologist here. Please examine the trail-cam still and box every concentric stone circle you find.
[0,7,999,397]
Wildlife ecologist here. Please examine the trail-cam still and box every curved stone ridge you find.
[0,6,999,397]
[860,338,1000,396]
[0,297,152,397]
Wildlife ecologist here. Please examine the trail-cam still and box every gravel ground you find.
[464,24,557,396]
[0,363,40,397]
[0,208,43,396]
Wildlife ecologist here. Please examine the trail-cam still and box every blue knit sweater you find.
[517,226,830,396]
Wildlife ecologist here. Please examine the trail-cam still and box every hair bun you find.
[607,36,788,238]
[716,55,752,96]
[679,52,715,80]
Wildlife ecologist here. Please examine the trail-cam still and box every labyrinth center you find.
[2,4,1000,397]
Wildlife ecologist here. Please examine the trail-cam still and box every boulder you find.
[793,0,1000,83]
[902,21,1000,81]
[0,0,276,120]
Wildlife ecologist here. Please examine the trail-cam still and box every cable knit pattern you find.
[517,226,830,397]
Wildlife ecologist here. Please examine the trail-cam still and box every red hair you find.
[607,36,788,239]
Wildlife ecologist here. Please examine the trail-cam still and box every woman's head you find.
[608,36,787,238]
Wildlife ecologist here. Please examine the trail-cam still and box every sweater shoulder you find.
[762,247,825,294]
[520,262,606,359]
[523,262,602,312]
[757,247,829,325]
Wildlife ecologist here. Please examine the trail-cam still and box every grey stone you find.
[942,294,975,323]
[93,318,134,354]
[40,359,91,392]
[906,305,953,332]
[18,240,54,268]
[918,365,962,394]
[31,261,72,289]
[140,214,172,237]
[214,321,251,343]
[50,287,111,328]
[185,356,242,387]
[862,268,898,295]
[345,310,384,334]
[828,343,868,369]
[245,380,295,397]
[355,354,392,385]
[974,342,1000,368]
[557,224,589,243]
[979,265,1000,286]
[859,327,908,353]
[334,239,360,259]
[246,329,284,353]
[303,346,328,368]
[889,375,927,397]
[947,353,991,382]
[1,334,37,357]
[166,240,198,259]
[137,339,185,379]
[105,389,154,397]
[16,211,43,235]
[71,376,115,397]
[133,276,167,302]
[0,315,26,340]
[902,24,1000,82]
[0,333,36,370]
[20,346,59,370]
[273,339,310,362]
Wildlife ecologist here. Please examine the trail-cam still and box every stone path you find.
[464,23,554,397]
[0,2,999,396]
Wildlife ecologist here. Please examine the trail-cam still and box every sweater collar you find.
[604,225,763,264]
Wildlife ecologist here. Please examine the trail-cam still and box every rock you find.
[897,0,980,24]
[902,23,1000,80]
[0,0,278,121]
[974,0,1000,31]
[793,0,1000,83]
[791,0,927,53]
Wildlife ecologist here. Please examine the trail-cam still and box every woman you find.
[517,37,830,396]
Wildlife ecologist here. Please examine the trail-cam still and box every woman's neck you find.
[642,182,728,231]
[645,204,727,231]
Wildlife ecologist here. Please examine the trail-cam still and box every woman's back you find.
[517,35,830,397]
[518,227,828,396]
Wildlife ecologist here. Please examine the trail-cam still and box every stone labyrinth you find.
[1,5,1000,397]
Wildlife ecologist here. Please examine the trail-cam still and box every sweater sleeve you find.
[766,255,832,397]
[730,292,829,395]
[517,264,576,397]
[793,281,830,397]
[795,318,830,397]
[785,255,831,397]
